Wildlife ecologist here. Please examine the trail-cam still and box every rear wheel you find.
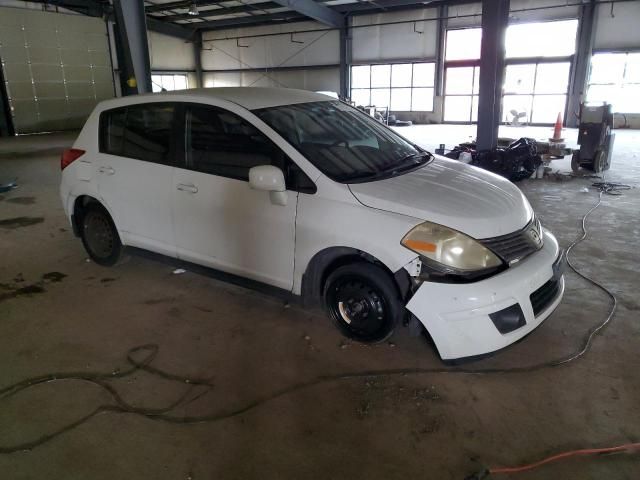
[592,150,604,173]
[80,203,122,266]
[323,263,402,343]
[571,152,580,172]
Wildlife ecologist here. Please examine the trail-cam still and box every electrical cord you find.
[466,442,640,479]
[0,182,628,456]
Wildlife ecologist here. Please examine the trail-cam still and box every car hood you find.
[348,156,533,239]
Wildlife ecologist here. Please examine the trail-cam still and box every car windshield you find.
[253,101,432,183]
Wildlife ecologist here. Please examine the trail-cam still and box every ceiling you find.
[26,0,456,33]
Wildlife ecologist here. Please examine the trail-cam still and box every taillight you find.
[61,148,86,170]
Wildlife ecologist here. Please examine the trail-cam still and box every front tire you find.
[323,263,402,343]
[80,203,123,266]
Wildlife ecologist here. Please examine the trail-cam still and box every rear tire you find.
[323,263,402,343]
[571,152,580,172]
[592,150,604,173]
[80,203,123,266]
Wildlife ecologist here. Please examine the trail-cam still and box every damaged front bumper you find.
[405,229,564,360]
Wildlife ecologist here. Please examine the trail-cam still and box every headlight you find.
[401,221,502,272]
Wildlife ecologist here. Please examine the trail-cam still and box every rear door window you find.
[99,103,176,165]
[122,104,175,165]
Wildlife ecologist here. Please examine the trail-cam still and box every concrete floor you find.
[0,125,638,479]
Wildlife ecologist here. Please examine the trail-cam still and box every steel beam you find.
[335,0,434,13]
[113,0,153,95]
[146,17,196,40]
[476,0,509,151]
[194,31,204,88]
[270,0,344,27]
[339,18,350,99]
[196,12,305,30]
[567,0,596,128]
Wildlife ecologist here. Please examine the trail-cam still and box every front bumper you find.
[406,229,564,360]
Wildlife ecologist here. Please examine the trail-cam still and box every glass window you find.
[99,107,126,156]
[391,64,412,87]
[446,67,475,95]
[503,94,533,123]
[351,65,371,89]
[371,88,390,108]
[390,88,411,111]
[151,74,189,92]
[254,101,429,184]
[587,52,640,113]
[413,63,435,87]
[350,63,435,112]
[504,64,536,94]
[531,95,566,124]
[351,89,371,107]
[625,53,640,83]
[444,96,472,122]
[445,28,482,61]
[506,20,578,58]
[187,105,276,181]
[371,64,391,88]
[411,88,434,112]
[122,103,175,164]
[535,62,570,94]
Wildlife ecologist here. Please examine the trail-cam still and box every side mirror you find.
[248,165,288,206]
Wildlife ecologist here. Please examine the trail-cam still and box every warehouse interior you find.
[0,0,639,478]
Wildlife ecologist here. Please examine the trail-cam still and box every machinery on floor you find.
[571,103,615,173]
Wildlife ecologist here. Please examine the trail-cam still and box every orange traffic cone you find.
[552,112,563,141]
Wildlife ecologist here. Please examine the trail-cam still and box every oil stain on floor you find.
[0,216,44,229]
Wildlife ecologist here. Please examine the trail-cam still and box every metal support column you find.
[113,0,152,95]
[567,0,596,128]
[435,4,447,118]
[476,0,510,151]
[339,17,351,100]
[194,30,204,88]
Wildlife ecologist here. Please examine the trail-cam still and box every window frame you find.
[98,102,180,167]
[176,102,316,194]
[349,61,436,113]
[443,21,578,125]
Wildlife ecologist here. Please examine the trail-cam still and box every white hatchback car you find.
[60,87,564,361]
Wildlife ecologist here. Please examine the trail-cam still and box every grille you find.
[530,277,561,317]
[480,218,544,265]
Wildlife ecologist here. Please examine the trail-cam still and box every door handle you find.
[98,166,115,175]
[176,183,198,194]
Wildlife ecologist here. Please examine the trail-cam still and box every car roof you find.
[98,87,334,111]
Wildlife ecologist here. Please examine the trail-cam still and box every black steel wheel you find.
[323,263,402,343]
[80,203,122,266]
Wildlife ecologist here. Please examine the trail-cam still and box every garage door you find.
[0,7,114,134]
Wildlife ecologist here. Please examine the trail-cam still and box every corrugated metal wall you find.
[0,7,114,134]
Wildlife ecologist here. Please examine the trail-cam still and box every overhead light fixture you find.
[188,2,199,16]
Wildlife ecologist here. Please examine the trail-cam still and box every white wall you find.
[204,67,339,91]
[351,8,438,63]
[202,21,339,70]
[200,21,339,92]
[593,1,640,50]
[148,31,196,71]
[147,31,197,88]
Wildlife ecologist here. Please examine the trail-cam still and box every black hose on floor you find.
[0,181,627,453]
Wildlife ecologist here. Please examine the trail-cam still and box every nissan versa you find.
[59,87,565,361]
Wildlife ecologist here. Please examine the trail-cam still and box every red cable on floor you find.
[488,442,640,475]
